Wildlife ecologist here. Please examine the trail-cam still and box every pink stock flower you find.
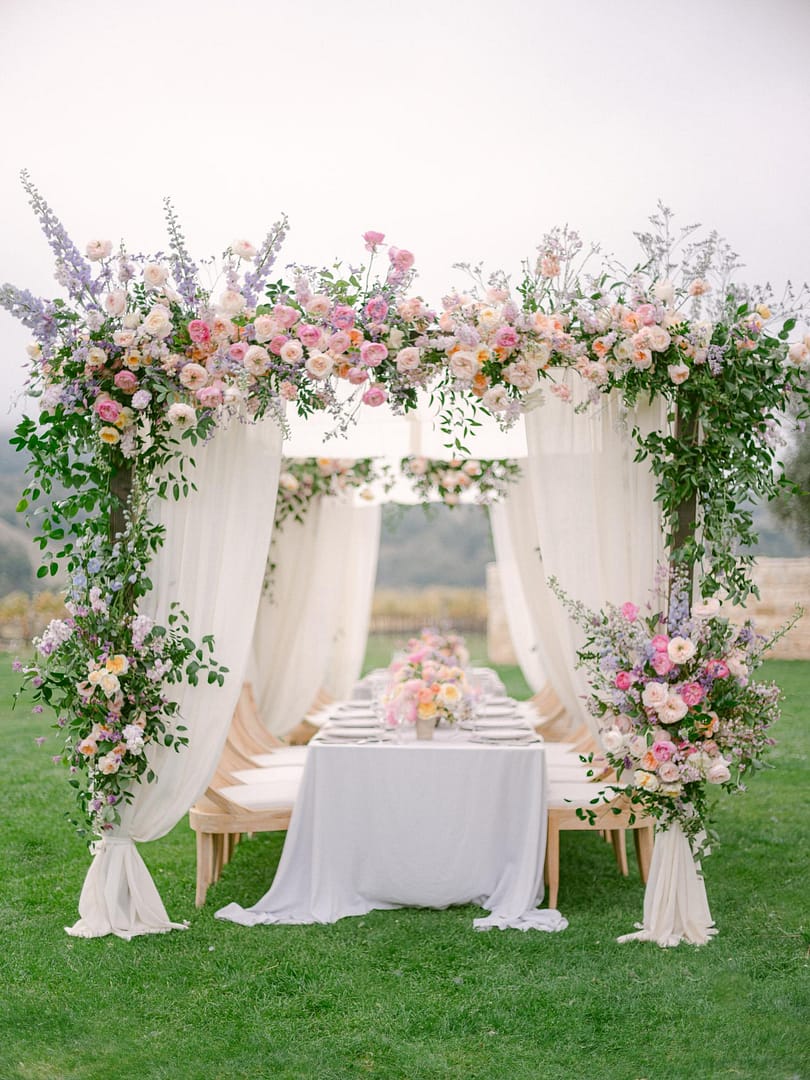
[621,602,639,622]
[332,305,356,330]
[679,682,705,706]
[388,247,415,272]
[365,297,389,322]
[113,370,138,394]
[362,384,388,407]
[360,342,388,367]
[363,230,385,252]
[187,319,211,344]
[615,671,634,691]
[94,397,121,424]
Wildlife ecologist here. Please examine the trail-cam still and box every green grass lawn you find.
[0,654,808,1080]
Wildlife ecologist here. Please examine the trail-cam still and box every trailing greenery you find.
[1,654,807,1080]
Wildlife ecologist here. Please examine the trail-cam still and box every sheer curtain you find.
[524,378,667,737]
[489,473,579,724]
[249,497,381,733]
[66,416,283,939]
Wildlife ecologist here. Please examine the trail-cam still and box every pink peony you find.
[652,653,674,676]
[651,634,670,652]
[365,297,389,322]
[389,247,415,272]
[360,342,388,367]
[188,319,211,344]
[635,303,657,326]
[113,370,138,394]
[297,324,323,348]
[94,397,121,423]
[229,342,248,362]
[363,230,385,252]
[621,602,639,622]
[679,682,705,706]
[332,305,356,330]
[614,671,634,691]
[362,384,388,407]
[494,326,519,350]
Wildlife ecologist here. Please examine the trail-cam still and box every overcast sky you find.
[2,0,808,440]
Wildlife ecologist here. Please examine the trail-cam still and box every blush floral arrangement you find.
[382,629,475,728]
[552,574,799,852]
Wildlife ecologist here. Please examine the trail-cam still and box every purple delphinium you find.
[20,170,98,305]
[243,215,289,308]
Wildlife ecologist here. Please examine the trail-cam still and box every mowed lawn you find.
[0,651,808,1080]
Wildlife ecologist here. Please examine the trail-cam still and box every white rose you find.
[634,770,660,792]
[99,672,120,698]
[477,306,500,330]
[98,751,121,774]
[280,340,304,364]
[503,360,537,391]
[230,239,257,260]
[141,304,173,339]
[387,328,405,350]
[86,239,112,261]
[707,760,731,784]
[482,385,509,413]
[450,351,479,380]
[692,597,721,618]
[113,330,136,348]
[726,653,749,680]
[788,342,809,366]
[667,636,696,664]
[278,471,300,492]
[668,362,690,385]
[305,351,334,379]
[645,326,671,352]
[628,735,648,758]
[143,263,169,288]
[601,728,626,753]
[253,315,277,343]
[85,346,107,369]
[167,402,197,427]
[641,682,669,709]
[243,345,271,376]
[396,347,421,372]
[657,693,689,725]
[651,279,675,306]
[527,341,551,368]
[103,290,127,317]
[218,289,246,315]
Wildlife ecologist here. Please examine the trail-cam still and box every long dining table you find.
[216,700,568,933]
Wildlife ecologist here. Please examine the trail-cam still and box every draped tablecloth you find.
[216,730,567,932]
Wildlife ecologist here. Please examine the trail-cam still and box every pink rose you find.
[229,342,248,362]
[389,247,415,272]
[274,305,300,329]
[331,305,355,330]
[268,335,289,356]
[658,761,681,783]
[679,682,705,706]
[188,320,211,344]
[363,230,385,252]
[652,739,677,762]
[297,324,323,348]
[635,304,657,326]
[614,671,634,691]
[328,331,351,354]
[365,297,389,322]
[652,653,674,676]
[113,370,138,394]
[360,342,389,367]
[197,384,223,407]
[621,602,639,622]
[94,397,121,423]
[494,326,519,350]
[651,634,670,652]
[707,760,731,784]
[347,366,369,385]
[362,384,388,407]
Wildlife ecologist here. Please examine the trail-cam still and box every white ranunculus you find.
[167,402,197,427]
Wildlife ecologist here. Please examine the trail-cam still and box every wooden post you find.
[671,404,700,603]
[109,464,133,543]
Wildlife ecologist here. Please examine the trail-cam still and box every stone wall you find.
[487,558,810,663]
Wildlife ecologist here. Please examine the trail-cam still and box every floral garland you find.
[4,175,808,839]
[400,456,520,507]
[275,457,392,530]
[551,573,798,852]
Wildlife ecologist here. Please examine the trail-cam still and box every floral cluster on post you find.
[400,456,521,507]
[552,575,795,851]
[382,629,474,727]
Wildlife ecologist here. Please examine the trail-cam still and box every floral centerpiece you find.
[383,630,475,730]
[400,456,520,507]
[552,574,798,853]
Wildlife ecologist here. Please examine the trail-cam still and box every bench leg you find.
[610,829,629,876]
[195,832,214,908]
[634,825,655,883]
[546,820,560,910]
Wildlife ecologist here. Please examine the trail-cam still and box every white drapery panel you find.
[66,417,283,939]
[321,503,381,700]
[524,380,667,737]
[617,824,717,947]
[489,474,579,724]
[249,497,380,734]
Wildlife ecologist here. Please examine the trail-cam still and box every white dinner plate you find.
[328,715,382,728]
[319,725,387,740]
[469,727,539,743]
